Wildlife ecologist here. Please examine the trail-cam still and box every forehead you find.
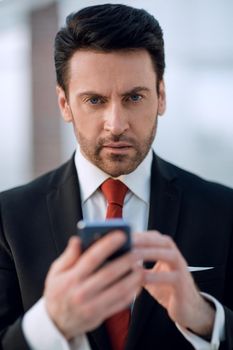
[67,49,157,94]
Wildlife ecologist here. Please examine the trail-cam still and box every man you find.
[0,3,232,350]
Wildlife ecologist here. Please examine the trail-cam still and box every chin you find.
[101,161,140,177]
[90,151,143,176]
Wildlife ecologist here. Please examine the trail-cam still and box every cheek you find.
[131,113,157,136]
[73,115,103,140]
[130,101,158,127]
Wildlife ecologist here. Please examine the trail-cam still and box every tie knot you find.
[100,179,128,207]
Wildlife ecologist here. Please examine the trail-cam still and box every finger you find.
[98,269,143,319]
[133,232,175,249]
[72,231,127,280]
[79,269,143,321]
[135,247,183,269]
[143,270,179,285]
[51,236,82,274]
[72,251,140,302]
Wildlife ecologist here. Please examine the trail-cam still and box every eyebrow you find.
[77,86,150,98]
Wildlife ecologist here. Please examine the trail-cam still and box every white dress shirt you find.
[22,146,225,350]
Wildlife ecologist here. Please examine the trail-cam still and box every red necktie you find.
[100,178,130,350]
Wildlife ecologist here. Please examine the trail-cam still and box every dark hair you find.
[54,3,165,93]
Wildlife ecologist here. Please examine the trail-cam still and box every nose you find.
[104,102,129,136]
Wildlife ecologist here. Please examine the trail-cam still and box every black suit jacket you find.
[0,154,233,350]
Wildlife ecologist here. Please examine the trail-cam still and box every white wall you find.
[0,20,32,191]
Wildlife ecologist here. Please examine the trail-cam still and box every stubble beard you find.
[76,124,157,177]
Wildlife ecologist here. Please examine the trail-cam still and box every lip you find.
[102,143,133,154]
[103,142,132,148]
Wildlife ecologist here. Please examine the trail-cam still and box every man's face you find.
[57,49,166,177]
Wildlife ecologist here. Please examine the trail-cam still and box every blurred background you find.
[0,0,232,191]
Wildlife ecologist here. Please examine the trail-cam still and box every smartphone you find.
[77,219,131,261]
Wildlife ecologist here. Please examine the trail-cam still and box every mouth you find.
[102,142,133,154]
[103,142,132,147]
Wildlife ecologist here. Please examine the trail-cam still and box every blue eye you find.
[89,97,101,105]
[130,94,142,102]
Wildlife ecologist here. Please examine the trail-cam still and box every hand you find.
[44,231,143,340]
[133,231,215,337]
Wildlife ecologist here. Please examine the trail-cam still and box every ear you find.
[56,85,72,123]
[158,80,166,116]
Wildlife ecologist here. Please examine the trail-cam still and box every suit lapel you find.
[47,157,83,255]
[126,154,183,350]
[126,289,158,350]
[87,324,112,350]
[147,154,182,238]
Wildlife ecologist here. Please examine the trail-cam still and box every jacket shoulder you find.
[0,157,76,204]
[156,156,233,202]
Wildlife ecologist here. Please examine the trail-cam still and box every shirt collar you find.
[75,144,152,205]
